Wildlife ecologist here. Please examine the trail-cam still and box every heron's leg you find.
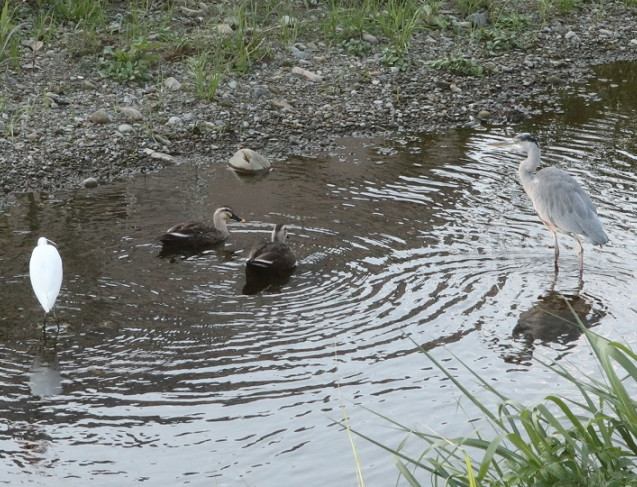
[552,232,560,273]
[575,236,584,270]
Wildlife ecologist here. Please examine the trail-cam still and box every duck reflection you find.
[158,245,240,262]
[242,267,294,295]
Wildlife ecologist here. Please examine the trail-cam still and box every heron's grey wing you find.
[531,168,608,244]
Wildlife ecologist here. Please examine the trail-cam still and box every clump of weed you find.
[428,54,485,76]
[188,52,224,101]
[98,37,159,82]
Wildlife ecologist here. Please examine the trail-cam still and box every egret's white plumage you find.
[29,237,63,314]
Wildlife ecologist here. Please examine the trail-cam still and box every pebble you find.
[281,15,297,26]
[565,31,580,41]
[118,124,134,133]
[167,116,182,125]
[362,32,378,44]
[467,12,489,28]
[216,24,233,35]
[120,107,143,121]
[164,77,182,90]
[142,148,175,162]
[477,110,491,120]
[291,66,322,82]
[250,85,269,98]
[89,109,111,124]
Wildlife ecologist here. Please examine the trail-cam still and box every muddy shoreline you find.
[1,2,635,205]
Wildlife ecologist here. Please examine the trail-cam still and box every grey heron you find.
[496,133,608,270]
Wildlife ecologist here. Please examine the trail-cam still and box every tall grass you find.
[0,0,21,64]
[355,311,637,486]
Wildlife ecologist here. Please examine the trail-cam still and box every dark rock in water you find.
[81,177,99,188]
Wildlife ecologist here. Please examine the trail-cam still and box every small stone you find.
[291,66,322,82]
[450,83,462,93]
[142,148,175,162]
[119,107,143,121]
[118,124,134,133]
[89,109,111,124]
[630,39,637,47]
[467,12,489,28]
[280,15,297,26]
[81,177,99,188]
[167,116,182,125]
[250,85,269,98]
[362,32,378,44]
[290,46,307,59]
[228,148,271,173]
[179,6,204,17]
[216,23,233,35]
[477,110,491,120]
[268,99,293,110]
[565,31,580,41]
[164,77,182,90]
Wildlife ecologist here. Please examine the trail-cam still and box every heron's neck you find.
[518,145,541,192]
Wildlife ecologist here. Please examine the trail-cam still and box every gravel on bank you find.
[1,1,636,204]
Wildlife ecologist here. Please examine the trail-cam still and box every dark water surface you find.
[1,62,636,486]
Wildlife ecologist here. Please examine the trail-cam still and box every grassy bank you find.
[1,0,635,100]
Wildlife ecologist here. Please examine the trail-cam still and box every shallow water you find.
[1,62,636,486]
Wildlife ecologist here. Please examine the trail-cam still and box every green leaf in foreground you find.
[354,303,637,486]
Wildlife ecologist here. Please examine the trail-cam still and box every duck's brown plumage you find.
[159,206,244,250]
[246,224,296,273]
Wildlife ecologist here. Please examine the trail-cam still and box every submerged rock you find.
[228,148,271,173]
[81,177,99,188]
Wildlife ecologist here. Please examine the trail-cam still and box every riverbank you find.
[1,0,636,204]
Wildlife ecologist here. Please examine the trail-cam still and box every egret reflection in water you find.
[29,337,62,398]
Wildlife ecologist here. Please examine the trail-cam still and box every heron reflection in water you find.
[493,133,609,274]
[504,277,605,364]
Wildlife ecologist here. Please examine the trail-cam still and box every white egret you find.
[29,237,63,317]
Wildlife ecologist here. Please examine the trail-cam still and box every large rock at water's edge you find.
[228,148,271,173]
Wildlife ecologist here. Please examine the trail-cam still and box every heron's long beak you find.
[489,141,514,147]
